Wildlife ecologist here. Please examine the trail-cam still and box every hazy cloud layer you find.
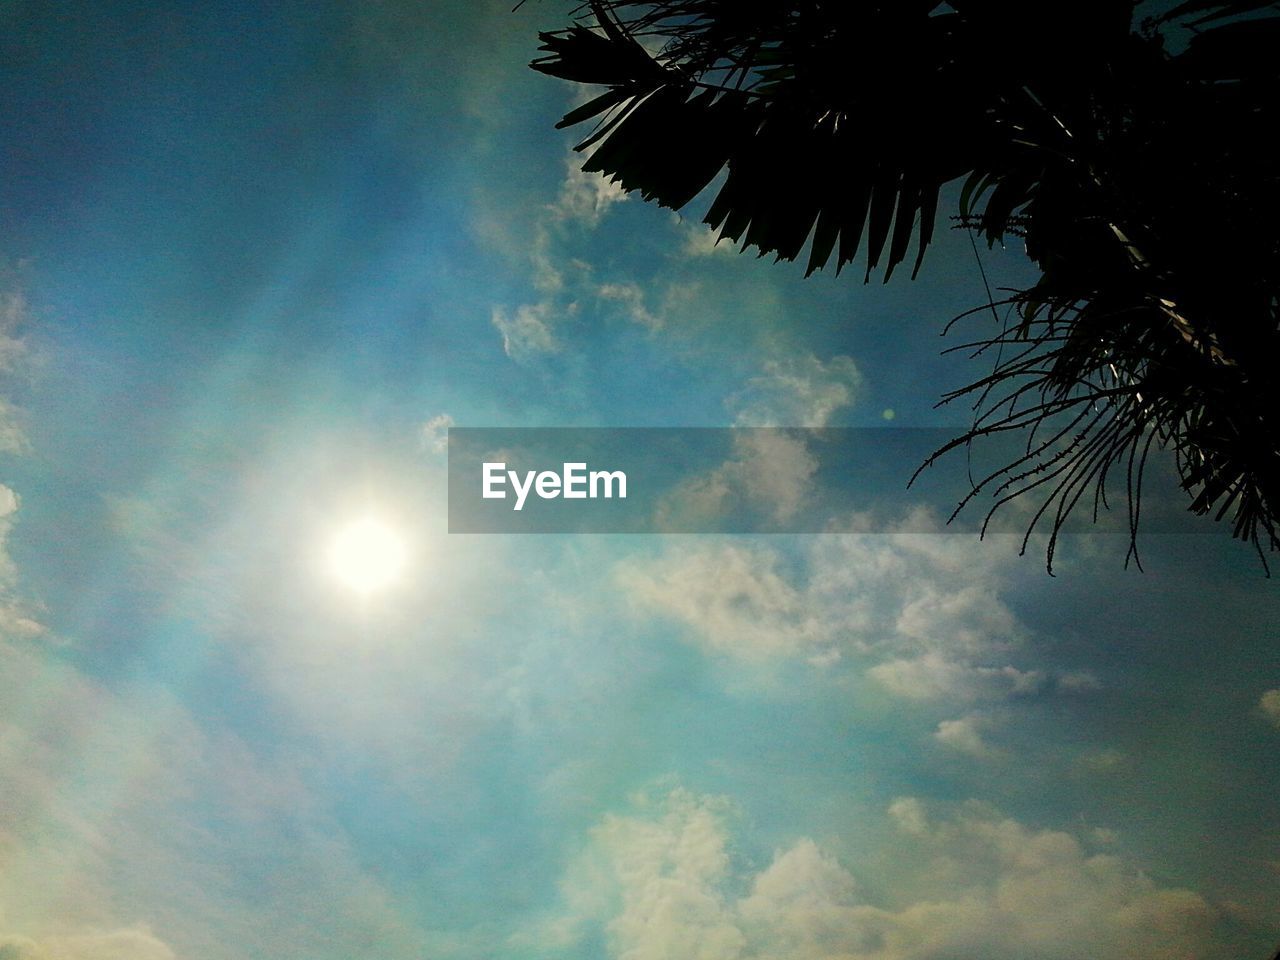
[0,641,428,960]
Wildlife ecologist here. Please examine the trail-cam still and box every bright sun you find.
[327,516,408,595]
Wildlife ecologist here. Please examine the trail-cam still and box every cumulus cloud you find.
[934,714,1000,758]
[618,524,1072,699]
[619,541,832,664]
[534,787,1220,960]
[887,797,930,837]
[653,352,860,527]
[590,789,744,960]
[655,430,820,528]
[729,353,861,428]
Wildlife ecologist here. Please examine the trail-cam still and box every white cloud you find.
[652,352,861,527]
[680,221,734,258]
[870,655,1045,703]
[0,927,175,960]
[618,526,1064,700]
[490,142,623,362]
[550,147,628,228]
[0,398,26,457]
[534,788,1220,960]
[0,276,41,642]
[0,484,45,643]
[655,430,820,528]
[1259,689,1280,728]
[0,483,18,576]
[619,542,833,664]
[935,714,999,758]
[650,353,860,526]
[420,413,454,454]
[592,789,744,960]
[729,354,861,428]
[887,797,930,837]
[491,302,562,361]
[597,282,662,331]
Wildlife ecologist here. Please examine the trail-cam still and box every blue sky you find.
[0,2,1278,958]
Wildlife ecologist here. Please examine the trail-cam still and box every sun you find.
[326,516,408,595]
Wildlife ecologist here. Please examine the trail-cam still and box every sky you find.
[0,2,1278,958]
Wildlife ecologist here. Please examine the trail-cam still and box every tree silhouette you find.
[530,0,1280,572]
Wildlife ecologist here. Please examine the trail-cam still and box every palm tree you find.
[529,0,1280,572]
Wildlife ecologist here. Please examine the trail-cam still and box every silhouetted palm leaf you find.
[532,0,1280,571]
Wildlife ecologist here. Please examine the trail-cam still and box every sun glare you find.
[327,516,408,595]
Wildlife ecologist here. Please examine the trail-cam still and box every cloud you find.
[550,146,629,228]
[0,641,428,960]
[619,525,1046,687]
[489,141,635,362]
[887,797,930,837]
[655,430,820,528]
[1059,670,1104,693]
[729,353,861,428]
[1259,689,1280,728]
[590,788,744,960]
[869,655,1045,702]
[934,714,1000,758]
[619,541,832,664]
[0,275,42,641]
[491,302,562,361]
[597,282,663,331]
[653,352,861,527]
[0,281,31,455]
[534,787,1220,960]
[0,274,30,534]
[0,927,175,960]
[1074,749,1129,776]
[420,413,455,454]
[620,521,1110,714]
[0,286,29,369]
[0,484,45,642]
[0,483,20,578]
[680,220,735,258]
